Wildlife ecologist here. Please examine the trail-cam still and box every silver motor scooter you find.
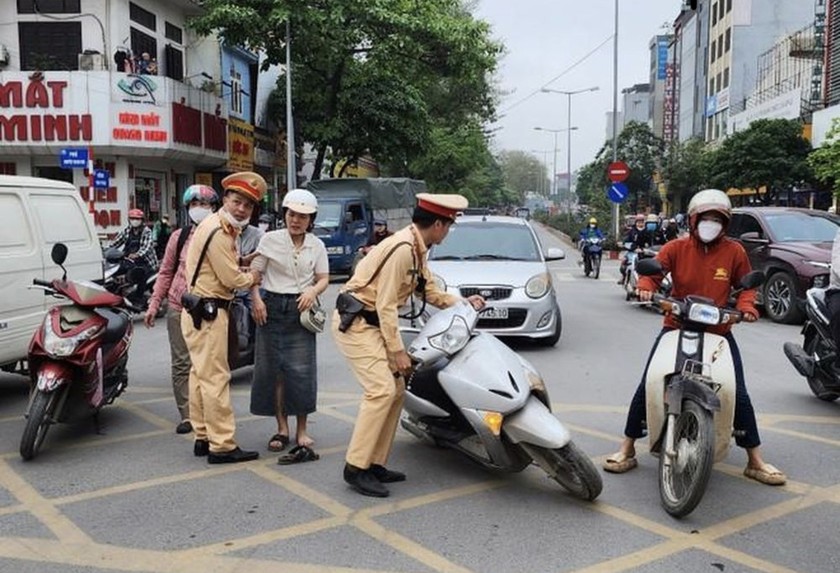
[399,301,602,501]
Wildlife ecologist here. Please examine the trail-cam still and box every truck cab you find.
[313,197,372,273]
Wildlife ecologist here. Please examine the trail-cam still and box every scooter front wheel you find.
[593,255,601,279]
[20,390,60,461]
[659,398,714,517]
[530,441,602,501]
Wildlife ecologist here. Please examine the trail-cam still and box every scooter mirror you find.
[635,258,663,276]
[51,243,68,266]
[740,270,765,290]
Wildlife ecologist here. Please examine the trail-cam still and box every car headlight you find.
[428,315,470,355]
[525,272,551,299]
[806,260,831,270]
[325,246,343,255]
[43,316,101,357]
[432,273,446,291]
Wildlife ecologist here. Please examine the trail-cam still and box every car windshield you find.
[764,213,840,242]
[313,202,342,229]
[430,222,541,262]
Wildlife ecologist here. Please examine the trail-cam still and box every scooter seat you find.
[97,308,130,344]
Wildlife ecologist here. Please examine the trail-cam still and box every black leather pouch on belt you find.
[336,292,365,332]
[180,292,204,329]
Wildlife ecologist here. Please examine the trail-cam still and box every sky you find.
[473,0,685,176]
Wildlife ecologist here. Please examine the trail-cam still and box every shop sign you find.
[227,118,254,171]
[115,75,158,106]
[0,77,93,142]
[111,106,170,147]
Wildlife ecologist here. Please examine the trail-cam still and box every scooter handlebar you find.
[32,278,52,287]
[648,292,744,324]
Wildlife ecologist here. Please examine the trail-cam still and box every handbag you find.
[290,235,326,334]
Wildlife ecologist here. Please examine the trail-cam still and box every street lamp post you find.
[530,149,552,196]
[534,127,578,200]
[540,86,599,199]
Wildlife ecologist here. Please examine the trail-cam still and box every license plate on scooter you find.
[480,307,508,319]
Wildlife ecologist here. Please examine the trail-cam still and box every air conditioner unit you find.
[78,53,105,71]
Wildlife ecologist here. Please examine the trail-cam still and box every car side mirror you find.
[544,247,565,261]
[636,258,663,276]
[739,231,768,244]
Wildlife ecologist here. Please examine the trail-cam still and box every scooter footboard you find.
[503,395,570,449]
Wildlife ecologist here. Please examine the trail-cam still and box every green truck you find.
[305,177,425,274]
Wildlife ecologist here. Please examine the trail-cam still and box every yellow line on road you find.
[0,460,91,544]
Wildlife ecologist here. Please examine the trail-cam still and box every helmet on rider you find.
[182,184,219,207]
[688,189,731,243]
[128,208,144,220]
[687,189,731,228]
[589,217,597,226]
[282,189,318,214]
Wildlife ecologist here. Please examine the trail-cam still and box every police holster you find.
[336,292,365,332]
[335,241,411,332]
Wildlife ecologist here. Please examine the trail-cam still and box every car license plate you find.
[480,307,508,319]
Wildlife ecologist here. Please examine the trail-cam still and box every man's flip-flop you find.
[267,434,290,452]
[602,452,638,474]
[277,445,319,465]
[744,463,786,486]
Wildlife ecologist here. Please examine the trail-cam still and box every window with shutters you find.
[18,22,81,70]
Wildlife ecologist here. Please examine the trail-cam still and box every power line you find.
[498,34,614,115]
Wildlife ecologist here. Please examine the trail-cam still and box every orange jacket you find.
[638,235,759,335]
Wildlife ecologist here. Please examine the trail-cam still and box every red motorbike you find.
[21,243,134,460]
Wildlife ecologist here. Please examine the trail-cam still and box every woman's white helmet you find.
[687,189,731,230]
[282,188,318,214]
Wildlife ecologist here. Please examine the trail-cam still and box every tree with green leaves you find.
[496,150,548,203]
[192,0,502,186]
[709,119,812,205]
[661,138,711,213]
[808,117,840,202]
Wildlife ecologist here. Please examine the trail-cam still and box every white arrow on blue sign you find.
[59,148,88,169]
[93,169,110,189]
[607,182,629,204]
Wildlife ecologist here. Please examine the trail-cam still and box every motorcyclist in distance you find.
[361,218,393,255]
[617,214,647,284]
[108,208,158,307]
[578,217,604,263]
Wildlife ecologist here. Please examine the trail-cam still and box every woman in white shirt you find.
[250,189,329,462]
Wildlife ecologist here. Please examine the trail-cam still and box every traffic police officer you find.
[333,193,485,497]
[181,171,265,464]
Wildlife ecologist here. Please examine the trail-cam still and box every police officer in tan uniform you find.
[181,172,265,464]
[333,193,486,497]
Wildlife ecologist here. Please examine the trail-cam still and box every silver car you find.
[425,215,565,346]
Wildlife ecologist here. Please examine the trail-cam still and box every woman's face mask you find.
[129,219,143,228]
[697,219,723,243]
[189,206,212,224]
[646,223,657,231]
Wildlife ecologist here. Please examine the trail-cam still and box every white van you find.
[0,176,104,373]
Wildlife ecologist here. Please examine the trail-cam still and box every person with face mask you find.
[144,185,219,435]
[181,172,265,464]
[108,208,158,307]
[617,214,650,285]
[603,189,786,486]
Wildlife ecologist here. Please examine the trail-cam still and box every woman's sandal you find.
[277,445,320,465]
[744,463,786,486]
[602,451,638,474]
[267,434,290,452]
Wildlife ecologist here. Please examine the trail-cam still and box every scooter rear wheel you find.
[659,398,714,518]
[531,441,603,501]
[20,390,60,461]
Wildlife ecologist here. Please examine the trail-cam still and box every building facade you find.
[0,0,282,237]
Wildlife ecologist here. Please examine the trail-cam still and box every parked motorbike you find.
[102,247,159,314]
[582,237,604,279]
[22,243,135,460]
[399,301,603,501]
[636,258,765,517]
[783,286,840,402]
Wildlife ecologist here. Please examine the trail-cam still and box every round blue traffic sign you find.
[607,182,629,204]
